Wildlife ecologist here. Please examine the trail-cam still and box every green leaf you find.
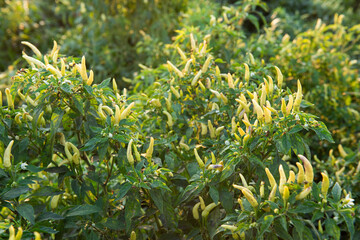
[339,211,354,239]
[288,125,303,134]
[311,122,334,143]
[209,186,219,204]
[97,78,111,89]
[66,204,101,217]
[32,186,64,197]
[290,201,317,214]
[60,83,72,93]
[325,218,340,240]
[331,182,341,202]
[219,189,233,213]
[259,215,274,237]
[72,96,84,115]
[37,212,64,222]
[274,219,293,240]
[1,186,30,200]
[114,182,132,201]
[17,204,35,224]
[290,217,304,240]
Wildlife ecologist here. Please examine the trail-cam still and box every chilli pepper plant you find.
[0,29,358,240]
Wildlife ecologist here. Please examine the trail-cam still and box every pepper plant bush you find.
[0,38,358,239]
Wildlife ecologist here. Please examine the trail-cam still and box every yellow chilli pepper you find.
[244,63,250,82]
[201,203,219,218]
[241,189,258,208]
[321,172,329,197]
[265,168,276,189]
[274,66,283,88]
[130,231,136,240]
[194,148,205,169]
[127,139,134,165]
[15,227,23,240]
[279,164,286,195]
[145,137,154,161]
[192,202,201,220]
[4,140,14,169]
[298,155,313,185]
[296,162,305,184]
[199,196,206,210]
[295,187,312,200]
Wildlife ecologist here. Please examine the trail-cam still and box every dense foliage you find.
[0,0,359,239]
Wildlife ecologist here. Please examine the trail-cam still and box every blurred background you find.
[1,0,359,88]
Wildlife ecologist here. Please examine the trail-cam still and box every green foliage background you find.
[0,0,359,239]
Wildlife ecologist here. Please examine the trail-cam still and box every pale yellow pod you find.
[260,181,265,198]
[281,98,287,116]
[15,227,23,240]
[274,66,283,88]
[191,70,202,86]
[252,99,264,121]
[295,187,312,200]
[221,225,237,231]
[21,41,42,58]
[286,95,293,116]
[183,59,193,73]
[199,196,206,210]
[293,80,303,111]
[238,127,246,137]
[80,56,88,81]
[263,106,272,124]
[287,170,296,183]
[296,162,305,184]
[177,47,187,61]
[34,231,41,240]
[5,88,14,109]
[231,117,237,133]
[208,120,216,139]
[167,61,184,78]
[202,56,213,72]
[298,155,313,185]
[87,70,94,85]
[266,75,274,96]
[201,122,208,135]
[127,139,134,165]
[4,140,14,168]
[321,172,329,197]
[194,148,205,168]
[192,202,201,220]
[163,111,174,127]
[23,55,46,69]
[283,186,290,202]
[120,102,135,120]
[190,33,196,51]
[170,86,181,99]
[227,73,235,89]
[145,137,154,161]
[338,144,348,158]
[215,126,224,137]
[51,195,61,210]
[260,84,266,106]
[9,225,15,240]
[268,184,277,201]
[265,168,276,189]
[60,58,66,76]
[244,63,250,82]
[241,189,258,208]
[46,64,62,78]
[130,231,136,240]
[50,40,58,58]
[278,164,286,195]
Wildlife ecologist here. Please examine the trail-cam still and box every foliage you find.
[0,0,359,239]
